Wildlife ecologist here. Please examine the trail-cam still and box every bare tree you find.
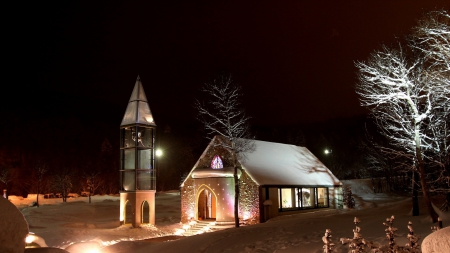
[52,167,73,202]
[34,161,48,207]
[411,10,450,206]
[0,166,12,198]
[195,74,254,228]
[355,10,449,222]
[85,171,102,203]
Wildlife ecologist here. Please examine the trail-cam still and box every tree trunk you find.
[412,170,419,216]
[232,149,240,228]
[234,164,239,228]
[416,146,438,222]
[36,183,40,207]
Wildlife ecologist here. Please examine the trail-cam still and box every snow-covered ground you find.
[10,179,449,253]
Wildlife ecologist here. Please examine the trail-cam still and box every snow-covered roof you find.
[183,137,340,187]
[121,76,156,127]
[239,139,340,186]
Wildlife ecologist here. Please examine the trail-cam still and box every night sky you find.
[5,1,450,128]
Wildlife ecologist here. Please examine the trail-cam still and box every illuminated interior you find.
[277,187,329,210]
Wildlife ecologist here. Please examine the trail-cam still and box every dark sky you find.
[6,1,450,128]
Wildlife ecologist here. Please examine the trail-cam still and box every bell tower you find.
[119,76,156,227]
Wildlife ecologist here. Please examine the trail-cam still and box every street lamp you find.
[324,149,332,155]
[156,149,163,157]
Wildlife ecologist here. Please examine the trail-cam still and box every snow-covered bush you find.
[339,215,422,253]
[322,229,335,253]
[382,215,397,251]
[340,217,373,253]
[405,221,420,252]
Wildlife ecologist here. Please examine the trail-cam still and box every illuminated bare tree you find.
[195,74,254,228]
[355,10,449,222]
[411,10,450,206]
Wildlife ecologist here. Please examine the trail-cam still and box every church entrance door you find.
[197,189,216,220]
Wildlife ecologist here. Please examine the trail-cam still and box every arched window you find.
[210,155,223,169]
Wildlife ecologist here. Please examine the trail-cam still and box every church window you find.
[210,155,223,169]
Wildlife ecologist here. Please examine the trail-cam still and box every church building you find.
[180,136,342,225]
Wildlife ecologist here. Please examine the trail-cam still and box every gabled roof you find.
[183,137,340,187]
[239,140,340,186]
[121,76,156,127]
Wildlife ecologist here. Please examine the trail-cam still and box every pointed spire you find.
[120,76,156,126]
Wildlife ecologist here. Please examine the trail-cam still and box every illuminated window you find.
[277,187,329,211]
[210,155,223,169]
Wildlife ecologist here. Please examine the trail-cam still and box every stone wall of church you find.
[180,176,195,223]
[238,170,260,224]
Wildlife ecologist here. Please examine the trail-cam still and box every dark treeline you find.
[0,92,408,197]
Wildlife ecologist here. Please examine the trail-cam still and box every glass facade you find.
[277,187,329,211]
[120,125,156,191]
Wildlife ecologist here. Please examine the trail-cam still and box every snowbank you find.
[0,197,29,253]
[422,227,450,253]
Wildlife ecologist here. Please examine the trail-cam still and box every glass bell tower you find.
[119,76,156,227]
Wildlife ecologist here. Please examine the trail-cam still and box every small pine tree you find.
[340,217,372,253]
[405,221,420,252]
[322,229,335,253]
[381,215,398,252]
[343,186,355,209]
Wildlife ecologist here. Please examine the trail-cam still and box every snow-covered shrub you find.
[377,215,422,253]
[340,217,374,253]
[382,215,397,251]
[343,186,355,209]
[337,215,424,253]
[405,221,420,252]
[322,229,335,253]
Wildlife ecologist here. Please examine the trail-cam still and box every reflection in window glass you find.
[318,188,328,207]
[124,150,135,170]
[138,127,153,147]
[278,188,294,208]
[301,188,311,207]
[122,171,135,191]
[138,150,152,169]
[137,170,152,190]
[123,127,135,148]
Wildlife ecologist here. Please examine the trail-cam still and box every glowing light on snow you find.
[85,248,100,253]
[25,234,35,244]
[175,229,185,235]
[145,116,153,123]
